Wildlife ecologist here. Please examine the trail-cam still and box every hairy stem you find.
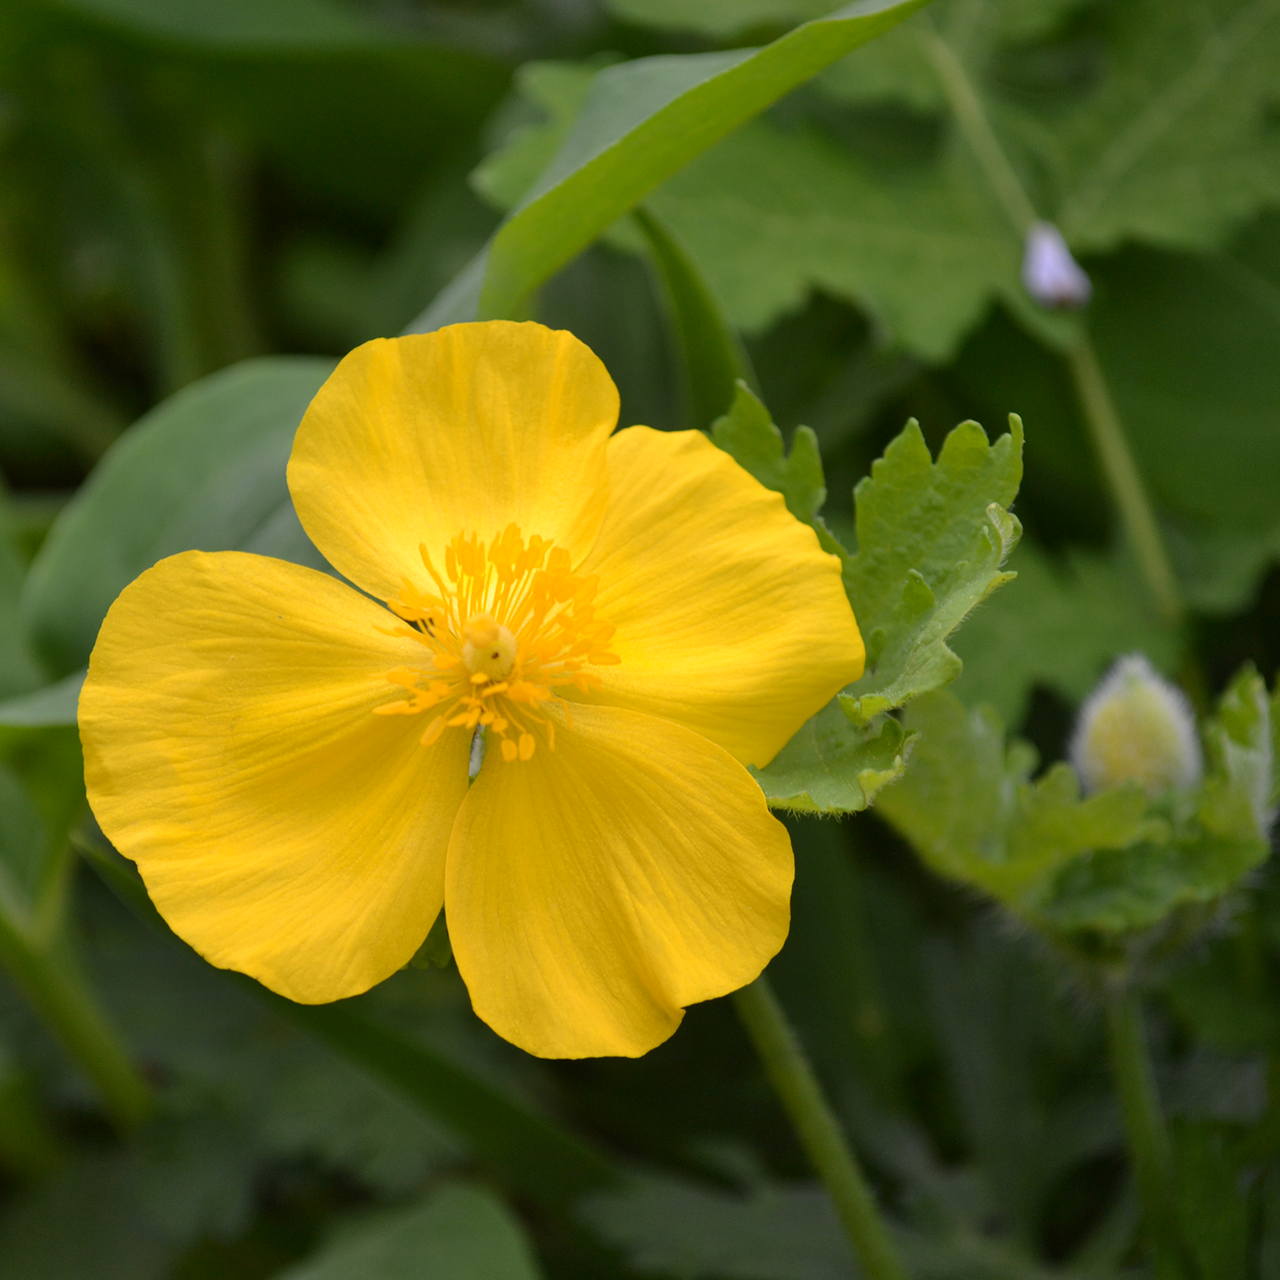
[732,974,909,1280]
[1105,990,1188,1280]
[1066,338,1185,622]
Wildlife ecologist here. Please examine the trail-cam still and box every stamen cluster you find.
[375,523,620,761]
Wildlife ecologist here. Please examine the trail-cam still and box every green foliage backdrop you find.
[0,0,1278,1276]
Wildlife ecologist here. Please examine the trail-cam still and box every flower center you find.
[374,524,619,762]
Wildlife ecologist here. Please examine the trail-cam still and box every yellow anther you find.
[378,525,620,766]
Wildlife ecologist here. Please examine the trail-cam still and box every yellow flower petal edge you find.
[288,322,619,603]
[80,551,472,1003]
[577,427,864,768]
[445,702,794,1059]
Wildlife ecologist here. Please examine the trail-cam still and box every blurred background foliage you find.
[0,0,1279,1275]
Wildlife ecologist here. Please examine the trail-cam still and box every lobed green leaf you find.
[878,667,1276,938]
[840,415,1023,725]
[751,702,913,814]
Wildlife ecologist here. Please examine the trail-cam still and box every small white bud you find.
[1022,221,1092,309]
[469,727,485,779]
[1070,655,1202,796]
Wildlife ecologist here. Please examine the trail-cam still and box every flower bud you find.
[1070,655,1202,796]
[1022,221,1092,309]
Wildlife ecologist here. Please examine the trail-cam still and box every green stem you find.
[1066,338,1185,622]
[732,974,909,1280]
[919,22,1037,236]
[0,918,150,1130]
[919,22,1185,623]
[1105,990,1187,1280]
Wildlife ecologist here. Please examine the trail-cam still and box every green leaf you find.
[840,416,1023,725]
[876,691,1156,907]
[277,1184,543,1280]
[879,672,1275,937]
[1055,0,1280,254]
[471,62,603,214]
[751,701,913,814]
[709,382,827,526]
[616,0,1280,360]
[408,0,932,330]
[949,539,1182,729]
[605,0,839,38]
[635,208,756,430]
[22,357,333,676]
[647,116,1028,361]
[0,671,85,729]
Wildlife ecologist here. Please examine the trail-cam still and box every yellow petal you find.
[80,551,471,1002]
[577,427,864,768]
[446,704,793,1058]
[288,321,618,602]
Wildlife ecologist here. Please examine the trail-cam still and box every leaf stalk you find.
[1066,338,1184,622]
[732,973,909,1280]
[0,915,150,1130]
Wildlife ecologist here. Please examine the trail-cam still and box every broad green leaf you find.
[613,0,1280,359]
[0,671,84,729]
[22,358,332,676]
[471,62,602,214]
[1055,0,1280,253]
[277,1184,543,1280]
[950,539,1181,728]
[709,382,827,526]
[840,416,1022,724]
[635,210,755,430]
[606,0,839,38]
[646,117,1032,360]
[751,702,913,814]
[408,0,932,331]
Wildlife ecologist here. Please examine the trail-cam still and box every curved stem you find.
[919,20,1186,623]
[1105,989,1188,1280]
[919,21,1037,236]
[0,917,150,1130]
[1066,338,1185,622]
[732,974,909,1280]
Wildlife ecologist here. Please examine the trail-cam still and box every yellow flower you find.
[79,322,864,1058]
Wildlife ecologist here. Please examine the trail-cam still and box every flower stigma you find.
[374,523,620,763]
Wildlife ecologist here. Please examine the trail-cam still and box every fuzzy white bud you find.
[1022,221,1092,309]
[1070,655,1202,796]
